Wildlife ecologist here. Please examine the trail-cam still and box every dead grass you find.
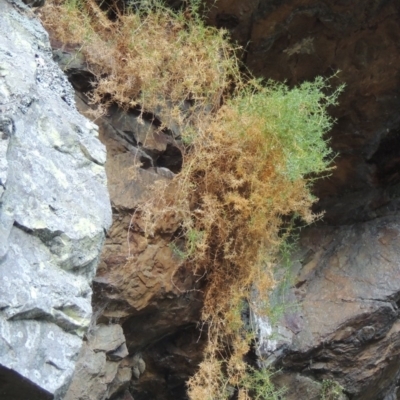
[39,1,343,398]
[39,0,239,126]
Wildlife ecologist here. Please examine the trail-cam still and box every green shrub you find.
[241,367,286,400]
[321,379,345,400]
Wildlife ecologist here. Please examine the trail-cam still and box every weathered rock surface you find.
[82,96,204,398]
[64,324,131,400]
[254,214,400,399]
[0,0,111,398]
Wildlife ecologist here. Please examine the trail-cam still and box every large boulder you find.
[0,0,111,398]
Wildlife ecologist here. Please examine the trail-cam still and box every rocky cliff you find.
[44,0,400,398]
[0,0,111,398]
[2,0,400,399]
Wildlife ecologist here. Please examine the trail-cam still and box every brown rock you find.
[258,215,400,399]
[71,83,204,399]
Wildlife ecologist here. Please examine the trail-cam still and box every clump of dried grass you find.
[39,2,343,398]
[40,0,239,125]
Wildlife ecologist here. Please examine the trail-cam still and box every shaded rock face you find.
[129,327,206,400]
[255,215,400,399]
[91,109,204,399]
[0,0,111,398]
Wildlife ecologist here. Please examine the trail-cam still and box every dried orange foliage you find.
[39,0,238,124]
[39,2,343,398]
[139,77,342,399]
[170,103,319,400]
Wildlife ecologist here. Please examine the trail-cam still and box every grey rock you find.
[0,0,111,398]
[131,354,146,379]
[107,343,129,361]
[64,343,109,400]
[89,324,126,354]
[66,324,130,400]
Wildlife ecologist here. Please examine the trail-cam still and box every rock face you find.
[39,0,400,399]
[0,0,111,398]
[74,92,205,400]
[254,214,400,399]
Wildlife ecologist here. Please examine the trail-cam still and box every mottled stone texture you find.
[0,0,111,398]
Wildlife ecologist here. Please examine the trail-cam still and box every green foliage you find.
[266,235,300,325]
[321,379,345,400]
[231,77,344,181]
[170,228,205,260]
[240,367,286,400]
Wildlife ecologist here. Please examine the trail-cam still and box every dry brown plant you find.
[39,2,343,398]
[39,0,238,126]
[136,74,343,398]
